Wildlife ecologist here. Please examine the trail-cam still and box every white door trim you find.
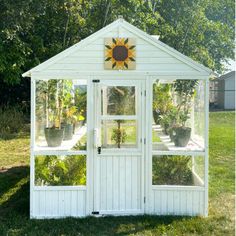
[91,79,146,215]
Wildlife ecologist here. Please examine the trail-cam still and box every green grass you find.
[0,112,235,235]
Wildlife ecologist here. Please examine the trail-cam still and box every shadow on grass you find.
[0,131,30,140]
[0,166,29,216]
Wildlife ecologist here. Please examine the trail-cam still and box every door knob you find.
[97,146,101,154]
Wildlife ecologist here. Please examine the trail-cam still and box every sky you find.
[224,59,235,72]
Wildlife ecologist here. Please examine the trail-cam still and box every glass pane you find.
[152,79,205,151]
[101,86,136,115]
[101,120,137,149]
[192,156,205,185]
[152,155,204,186]
[35,79,87,151]
[35,155,86,186]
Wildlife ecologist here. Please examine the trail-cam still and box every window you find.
[35,79,87,151]
[101,120,137,148]
[152,155,204,186]
[101,86,136,115]
[35,155,86,186]
[152,79,205,152]
[100,84,139,150]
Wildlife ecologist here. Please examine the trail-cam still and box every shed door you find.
[93,80,145,215]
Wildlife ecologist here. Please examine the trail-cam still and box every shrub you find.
[0,106,25,139]
[152,156,193,185]
[35,155,86,186]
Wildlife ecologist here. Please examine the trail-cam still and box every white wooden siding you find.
[97,154,142,213]
[44,26,199,74]
[32,189,86,218]
[151,187,205,216]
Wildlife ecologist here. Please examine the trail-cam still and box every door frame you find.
[90,78,146,215]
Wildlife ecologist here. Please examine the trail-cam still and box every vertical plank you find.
[173,190,180,215]
[100,156,107,210]
[39,191,45,217]
[125,155,132,209]
[106,156,113,210]
[131,155,138,209]
[192,190,199,216]
[113,155,119,210]
[71,191,77,217]
[167,190,174,215]
[58,191,65,217]
[180,190,186,215]
[33,192,40,216]
[64,191,71,216]
[200,191,205,215]
[119,155,126,210]
[186,191,193,215]
[77,191,85,216]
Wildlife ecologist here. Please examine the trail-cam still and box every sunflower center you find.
[112,46,128,61]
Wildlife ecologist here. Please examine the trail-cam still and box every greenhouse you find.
[23,18,211,218]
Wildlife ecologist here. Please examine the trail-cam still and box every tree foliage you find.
[0,0,234,104]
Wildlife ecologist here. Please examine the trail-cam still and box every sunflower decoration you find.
[104,38,136,70]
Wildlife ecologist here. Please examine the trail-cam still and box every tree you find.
[0,0,234,106]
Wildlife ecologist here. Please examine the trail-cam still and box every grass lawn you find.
[0,112,235,235]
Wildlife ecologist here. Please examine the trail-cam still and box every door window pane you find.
[101,120,137,149]
[101,86,136,115]
[35,155,86,186]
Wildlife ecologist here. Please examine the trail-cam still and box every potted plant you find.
[172,80,198,147]
[165,107,178,141]
[44,80,64,147]
[173,110,191,146]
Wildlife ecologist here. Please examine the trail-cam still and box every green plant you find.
[35,155,86,186]
[153,82,173,124]
[160,113,171,134]
[46,79,64,129]
[174,80,198,127]
[0,105,25,139]
[160,106,178,134]
[152,156,193,185]
[111,128,127,147]
[74,88,87,123]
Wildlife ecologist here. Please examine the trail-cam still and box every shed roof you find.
[22,18,212,77]
[218,71,235,80]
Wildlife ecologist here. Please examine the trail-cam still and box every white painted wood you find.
[95,155,142,212]
[93,80,144,214]
[151,187,205,216]
[58,57,183,64]
[47,62,198,72]
[31,71,210,78]
[31,190,86,218]
[204,79,209,216]
[30,79,36,218]
[23,19,211,77]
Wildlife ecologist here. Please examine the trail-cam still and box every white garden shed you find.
[23,18,211,219]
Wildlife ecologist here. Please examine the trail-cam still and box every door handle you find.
[97,146,101,154]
